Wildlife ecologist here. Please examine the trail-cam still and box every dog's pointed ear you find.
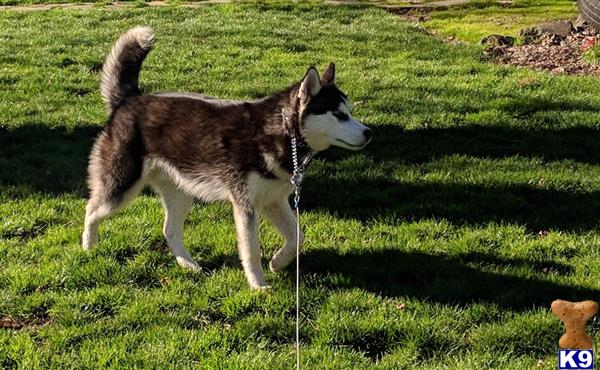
[299,67,321,101]
[321,62,336,86]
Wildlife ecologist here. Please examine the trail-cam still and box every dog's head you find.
[298,64,371,152]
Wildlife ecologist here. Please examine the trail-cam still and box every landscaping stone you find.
[481,34,515,47]
[519,21,573,44]
[537,21,574,38]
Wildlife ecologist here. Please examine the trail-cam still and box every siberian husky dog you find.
[82,27,372,289]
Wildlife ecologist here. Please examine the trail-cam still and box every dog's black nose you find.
[363,129,372,140]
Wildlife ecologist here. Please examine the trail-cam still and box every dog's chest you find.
[247,171,294,208]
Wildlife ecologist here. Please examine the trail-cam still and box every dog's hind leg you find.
[263,199,303,273]
[82,180,145,250]
[152,178,199,271]
[231,199,268,289]
[82,197,112,250]
[83,119,145,251]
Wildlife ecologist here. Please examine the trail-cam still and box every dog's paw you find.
[268,259,282,273]
[269,247,297,273]
[176,257,201,272]
[248,276,271,290]
[251,283,272,291]
[81,231,98,251]
[269,256,292,273]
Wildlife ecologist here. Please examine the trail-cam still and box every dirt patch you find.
[485,25,600,76]
[0,315,52,330]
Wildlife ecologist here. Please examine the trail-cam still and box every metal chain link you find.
[290,136,302,208]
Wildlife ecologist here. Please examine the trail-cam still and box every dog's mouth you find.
[335,138,370,150]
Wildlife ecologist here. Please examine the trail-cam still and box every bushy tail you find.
[101,26,155,115]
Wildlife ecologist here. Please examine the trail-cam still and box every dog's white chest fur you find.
[247,172,294,209]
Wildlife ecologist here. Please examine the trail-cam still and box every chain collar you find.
[281,111,314,192]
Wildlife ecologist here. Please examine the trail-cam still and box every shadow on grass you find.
[0,124,99,196]
[372,87,600,120]
[306,124,600,231]
[302,249,600,311]
[321,124,600,165]
[2,123,600,231]
[304,177,600,231]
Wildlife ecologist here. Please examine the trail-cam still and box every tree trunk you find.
[578,0,600,29]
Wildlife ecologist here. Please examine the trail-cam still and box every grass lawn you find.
[422,0,579,43]
[2,3,600,369]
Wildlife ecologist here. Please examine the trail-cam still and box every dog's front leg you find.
[263,199,303,273]
[231,200,269,289]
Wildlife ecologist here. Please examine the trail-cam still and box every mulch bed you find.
[485,26,600,76]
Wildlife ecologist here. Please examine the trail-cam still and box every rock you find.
[481,34,515,47]
[537,21,573,38]
[519,21,574,44]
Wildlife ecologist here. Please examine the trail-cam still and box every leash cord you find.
[290,135,301,370]
[283,109,308,370]
[295,198,300,370]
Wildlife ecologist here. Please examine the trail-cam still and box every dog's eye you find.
[333,111,349,121]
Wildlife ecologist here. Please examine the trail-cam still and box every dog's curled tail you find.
[101,26,155,115]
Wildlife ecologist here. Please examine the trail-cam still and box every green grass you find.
[582,43,600,66]
[423,0,579,43]
[1,3,600,369]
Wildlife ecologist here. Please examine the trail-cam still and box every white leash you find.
[290,135,302,370]
[284,110,313,370]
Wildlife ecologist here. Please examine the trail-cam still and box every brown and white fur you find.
[82,27,371,289]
